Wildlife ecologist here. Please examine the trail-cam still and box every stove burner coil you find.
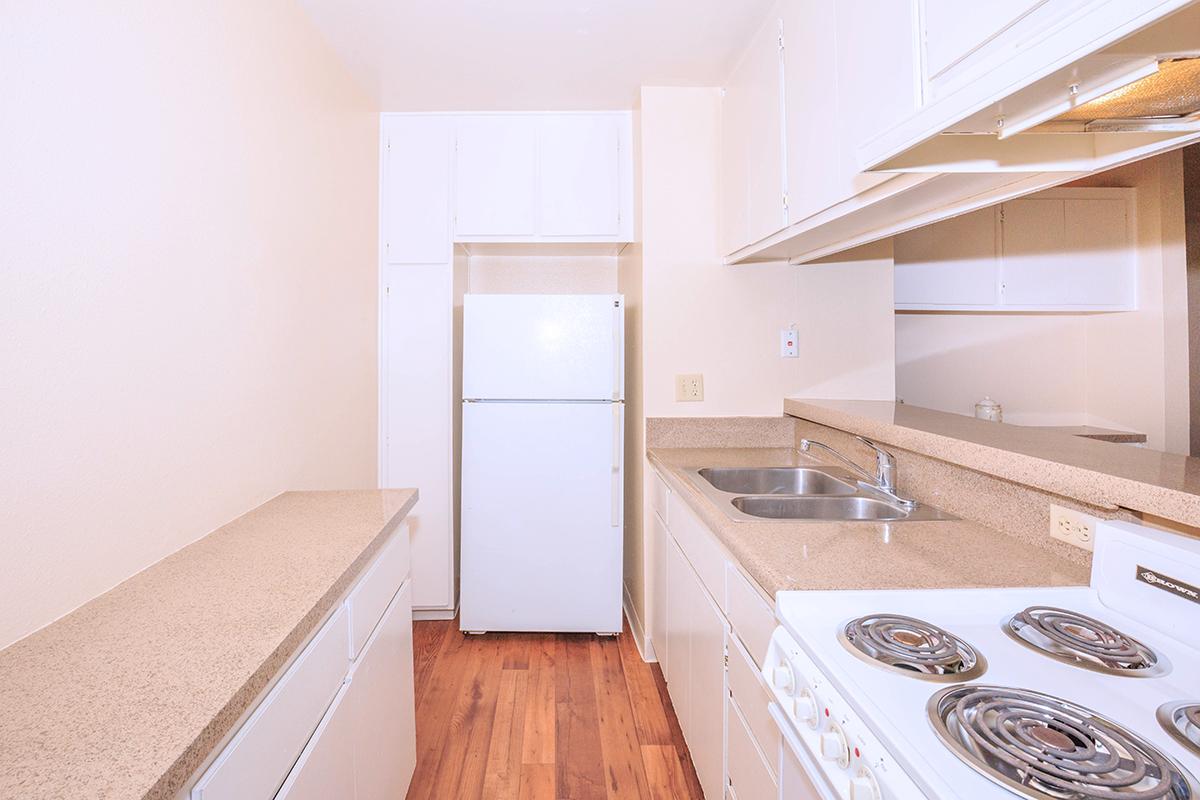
[929,685,1197,800]
[1004,606,1161,676]
[1158,703,1200,758]
[839,613,986,681]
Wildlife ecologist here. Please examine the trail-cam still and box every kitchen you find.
[3,2,1200,800]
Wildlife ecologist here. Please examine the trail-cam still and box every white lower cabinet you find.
[727,696,777,800]
[275,683,356,800]
[654,468,780,800]
[191,530,416,800]
[348,582,417,800]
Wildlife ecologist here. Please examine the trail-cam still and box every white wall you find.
[0,2,379,649]
[895,151,1189,451]
[631,86,895,639]
[465,252,618,294]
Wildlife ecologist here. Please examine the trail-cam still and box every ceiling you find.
[296,0,775,111]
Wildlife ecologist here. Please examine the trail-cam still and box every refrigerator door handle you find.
[611,301,622,401]
[611,404,622,528]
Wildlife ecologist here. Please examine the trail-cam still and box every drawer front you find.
[346,523,411,660]
[193,606,350,800]
[650,469,670,525]
[726,564,774,669]
[666,494,725,605]
[727,631,780,777]
[727,695,778,800]
[273,681,355,800]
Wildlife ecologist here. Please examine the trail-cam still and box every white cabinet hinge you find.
[778,19,785,51]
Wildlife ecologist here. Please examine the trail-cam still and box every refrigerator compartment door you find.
[463,294,623,401]
[460,401,623,633]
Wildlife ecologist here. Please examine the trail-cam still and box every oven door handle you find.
[769,703,841,800]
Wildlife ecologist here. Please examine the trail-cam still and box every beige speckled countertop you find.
[0,489,417,800]
[785,398,1200,528]
[649,448,1089,595]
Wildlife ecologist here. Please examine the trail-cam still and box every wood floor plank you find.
[406,619,703,800]
[639,745,694,800]
[591,637,652,800]
[616,627,675,747]
[517,763,556,800]
[555,636,607,800]
[483,669,530,800]
[521,637,557,766]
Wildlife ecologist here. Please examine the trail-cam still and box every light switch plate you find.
[675,373,704,402]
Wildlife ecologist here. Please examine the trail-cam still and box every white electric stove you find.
[765,520,1200,800]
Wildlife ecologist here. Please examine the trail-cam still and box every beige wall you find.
[631,86,895,648]
[0,2,379,649]
[465,252,618,294]
[895,152,1189,452]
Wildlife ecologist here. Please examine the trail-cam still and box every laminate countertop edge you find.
[785,399,1200,529]
[0,488,418,800]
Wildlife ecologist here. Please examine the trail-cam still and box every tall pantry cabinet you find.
[380,112,634,617]
[380,115,465,618]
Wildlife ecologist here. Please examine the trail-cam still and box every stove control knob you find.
[796,687,820,729]
[771,661,796,694]
[849,767,881,800]
[820,723,850,768]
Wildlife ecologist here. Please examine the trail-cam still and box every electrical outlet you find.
[675,373,704,402]
[1050,504,1097,551]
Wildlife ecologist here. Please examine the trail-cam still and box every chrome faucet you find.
[799,436,917,508]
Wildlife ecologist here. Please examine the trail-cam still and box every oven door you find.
[769,703,839,800]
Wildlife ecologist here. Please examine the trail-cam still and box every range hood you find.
[860,2,1200,174]
[1036,57,1200,132]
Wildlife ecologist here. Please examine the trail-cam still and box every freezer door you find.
[462,294,623,401]
[460,401,623,633]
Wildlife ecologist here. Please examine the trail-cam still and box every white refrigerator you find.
[459,294,624,634]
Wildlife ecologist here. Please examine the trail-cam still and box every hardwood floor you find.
[406,618,704,800]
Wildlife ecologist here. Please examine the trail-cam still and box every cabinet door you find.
[274,683,355,800]
[663,536,692,731]
[781,0,841,223]
[454,116,537,236]
[650,512,670,672]
[384,116,452,264]
[894,206,1000,308]
[689,582,729,800]
[384,264,454,610]
[1000,194,1135,309]
[349,581,416,800]
[537,115,621,237]
[722,6,786,254]
[922,0,1046,80]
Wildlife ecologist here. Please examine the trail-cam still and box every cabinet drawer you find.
[192,606,349,800]
[346,523,410,660]
[727,695,778,800]
[666,494,725,606]
[650,469,670,525]
[726,564,774,669]
[727,632,780,777]
[273,681,355,800]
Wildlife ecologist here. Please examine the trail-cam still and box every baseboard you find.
[622,583,657,662]
[413,606,457,621]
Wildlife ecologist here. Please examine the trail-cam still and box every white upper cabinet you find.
[383,116,452,264]
[721,6,786,255]
[861,0,1200,172]
[537,115,622,237]
[453,112,633,243]
[894,188,1136,311]
[454,115,539,237]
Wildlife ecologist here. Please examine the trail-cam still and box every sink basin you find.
[730,495,957,522]
[732,495,907,520]
[696,467,857,496]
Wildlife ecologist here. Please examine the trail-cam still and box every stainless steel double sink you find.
[683,466,957,522]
